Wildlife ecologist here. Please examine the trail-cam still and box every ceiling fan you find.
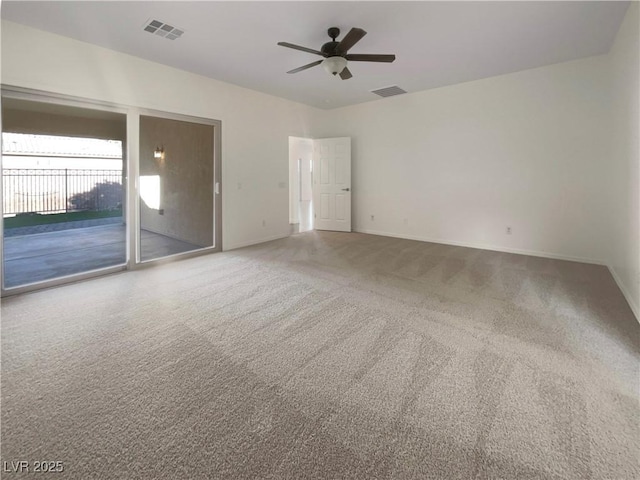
[278,27,396,80]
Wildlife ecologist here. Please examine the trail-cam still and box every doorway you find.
[289,137,352,234]
[289,137,313,233]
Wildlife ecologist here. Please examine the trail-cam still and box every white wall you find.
[315,55,612,264]
[1,20,319,250]
[608,3,639,318]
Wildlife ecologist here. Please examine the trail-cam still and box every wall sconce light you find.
[154,146,164,160]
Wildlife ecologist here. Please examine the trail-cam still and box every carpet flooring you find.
[1,231,638,479]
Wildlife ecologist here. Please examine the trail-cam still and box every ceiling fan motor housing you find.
[322,27,343,57]
[321,41,341,57]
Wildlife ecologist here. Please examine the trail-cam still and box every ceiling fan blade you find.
[336,28,367,54]
[339,67,353,80]
[346,54,396,63]
[287,60,323,74]
[277,42,325,57]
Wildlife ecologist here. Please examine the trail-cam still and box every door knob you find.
[341,188,350,192]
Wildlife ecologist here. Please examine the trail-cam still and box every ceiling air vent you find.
[143,19,184,40]
[370,85,407,98]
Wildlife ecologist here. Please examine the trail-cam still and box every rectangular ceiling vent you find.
[143,19,184,40]
[370,85,407,98]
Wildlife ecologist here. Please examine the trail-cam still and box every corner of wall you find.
[607,2,640,322]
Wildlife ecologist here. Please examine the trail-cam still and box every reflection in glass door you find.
[1,97,127,290]
[138,114,217,262]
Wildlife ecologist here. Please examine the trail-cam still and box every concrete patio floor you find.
[3,223,200,288]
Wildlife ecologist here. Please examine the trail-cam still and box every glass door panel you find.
[138,115,214,262]
[1,98,127,289]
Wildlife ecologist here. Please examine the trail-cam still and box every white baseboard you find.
[354,228,607,265]
[608,265,640,322]
[224,233,290,251]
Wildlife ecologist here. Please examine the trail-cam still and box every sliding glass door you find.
[137,113,220,262]
[1,91,222,295]
[1,96,127,290]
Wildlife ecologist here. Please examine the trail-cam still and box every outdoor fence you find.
[2,169,123,215]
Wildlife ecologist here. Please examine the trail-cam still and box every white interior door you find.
[313,137,351,232]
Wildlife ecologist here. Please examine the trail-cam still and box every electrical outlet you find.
[506,226,512,235]
[262,219,266,227]
[370,215,375,221]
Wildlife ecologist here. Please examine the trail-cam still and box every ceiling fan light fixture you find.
[322,56,347,76]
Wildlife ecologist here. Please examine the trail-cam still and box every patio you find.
[3,222,200,288]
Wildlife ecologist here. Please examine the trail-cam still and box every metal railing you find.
[2,169,123,215]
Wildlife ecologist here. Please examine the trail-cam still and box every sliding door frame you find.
[1,86,130,296]
[132,108,222,268]
[0,87,222,296]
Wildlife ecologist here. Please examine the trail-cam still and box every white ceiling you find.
[1,1,630,110]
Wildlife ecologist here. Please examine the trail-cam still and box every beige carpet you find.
[1,231,638,479]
